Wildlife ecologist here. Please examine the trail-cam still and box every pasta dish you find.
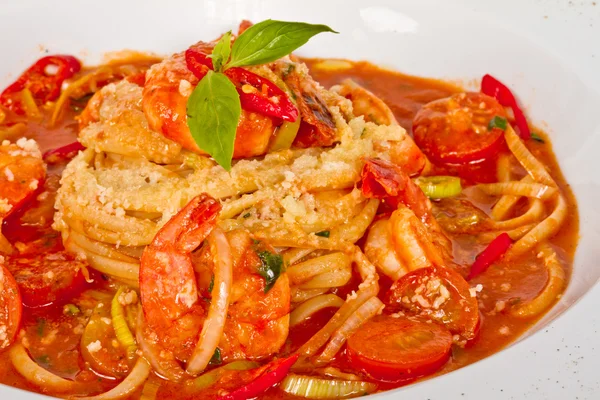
[0,20,578,399]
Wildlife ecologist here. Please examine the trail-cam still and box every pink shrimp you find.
[334,80,427,175]
[139,194,290,376]
[0,138,45,220]
[361,158,454,280]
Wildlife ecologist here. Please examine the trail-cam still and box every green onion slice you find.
[281,374,377,399]
[415,176,462,199]
[111,287,137,359]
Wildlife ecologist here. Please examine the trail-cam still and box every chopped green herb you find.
[488,115,508,131]
[209,347,222,365]
[242,212,251,218]
[36,355,51,368]
[530,132,545,143]
[315,230,330,238]
[36,318,46,337]
[257,250,283,293]
[208,275,215,294]
[63,304,81,316]
[509,297,522,305]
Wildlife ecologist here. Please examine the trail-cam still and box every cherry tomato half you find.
[386,266,480,340]
[413,92,507,165]
[5,251,89,308]
[0,265,22,350]
[347,315,452,382]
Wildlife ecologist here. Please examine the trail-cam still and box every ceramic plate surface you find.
[1,0,599,398]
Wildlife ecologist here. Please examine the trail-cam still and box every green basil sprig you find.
[186,20,337,170]
[226,20,337,68]
[209,30,232,72]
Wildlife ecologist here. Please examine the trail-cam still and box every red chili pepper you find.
[481,74,530,140]
[42,141,86,164]
[184,48,298,122]
[0,55,81,113]
[224,67,298,122]
[467,232,512,280]
[184,48,213,79]
[219,353,299,400]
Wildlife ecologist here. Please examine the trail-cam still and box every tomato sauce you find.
[0,58,579,399]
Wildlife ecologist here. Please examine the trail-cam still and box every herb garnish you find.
[257,250,284,293]
[488,115,507,131]
[209,347,222,365]
[186,20,337,170]
[315,230,330,238]
[530,132,545,143]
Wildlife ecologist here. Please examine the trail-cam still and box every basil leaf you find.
[209,31,232,72]
[187,70,241,170]
[227,19,337,68]
[257,250,283,293]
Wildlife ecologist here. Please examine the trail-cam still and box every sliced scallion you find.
[111,287,137,359]
[415,176,462,199]
[281,374,377,399]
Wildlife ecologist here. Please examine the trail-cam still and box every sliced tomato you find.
[385,266,479,340]
[347,315,452,382]
[4,251,89,308]
[413,92,507,165]
[0,265,22,349]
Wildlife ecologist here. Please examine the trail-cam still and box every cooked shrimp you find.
[196,229,291,362]
[0,138,45,253]
[142,40,275,158]
[139,194,290,371]
[139,194,221,364]
[333,80,427,175]
[333,79,396,126]
[361,158,453,279]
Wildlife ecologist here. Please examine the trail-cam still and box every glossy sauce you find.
[0,59,579,399]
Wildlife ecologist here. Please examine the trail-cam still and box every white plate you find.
[1,0,599,399]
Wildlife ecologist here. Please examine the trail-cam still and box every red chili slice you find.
[224,67,298,122]
[42,141,86,164]
[184,48,213,79]
[481,74,531,140]
[0,55,81,113]
[218,353,299,400]
[467,232,512,280]
[184,48,298,122]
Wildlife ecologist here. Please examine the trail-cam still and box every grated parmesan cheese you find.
[87,340,102,353]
